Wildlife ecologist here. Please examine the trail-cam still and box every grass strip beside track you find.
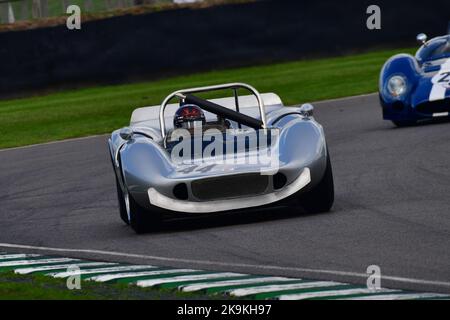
[0,271,231,300]
[0,48,415,149]
[0,253,449,300]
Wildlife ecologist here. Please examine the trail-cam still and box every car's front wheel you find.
[115,174,163,233]
[115,176,130,225]
[128,193,163,234]
[297,153,334,214]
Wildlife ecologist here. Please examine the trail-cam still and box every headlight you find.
[387,75,407,98]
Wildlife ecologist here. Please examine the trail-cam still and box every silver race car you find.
[108,83,334,233]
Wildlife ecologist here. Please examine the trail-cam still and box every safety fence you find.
[0,0,198,23]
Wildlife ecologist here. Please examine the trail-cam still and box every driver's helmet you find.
[173,104,206,129]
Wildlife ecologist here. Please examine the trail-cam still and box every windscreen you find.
[417,36,450,62]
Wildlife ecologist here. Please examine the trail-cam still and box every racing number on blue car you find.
[437,71,450,86]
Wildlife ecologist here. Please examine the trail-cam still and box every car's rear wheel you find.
[128,193,163,234]
[298,153,334,214]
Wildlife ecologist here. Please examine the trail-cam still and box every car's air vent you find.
[273,173,287,190]
[416,99,450,115]
[173,183,189,200]
[392,101,404,111]
[191,174,269,201]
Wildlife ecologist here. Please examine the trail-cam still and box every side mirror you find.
[299,103,314,118]
[416,33,427,45]
[119,127,133,141]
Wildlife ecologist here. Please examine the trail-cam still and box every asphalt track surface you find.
[1,93,449,294]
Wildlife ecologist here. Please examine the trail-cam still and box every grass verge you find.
[0,271,227,300]
[0,48,415,149]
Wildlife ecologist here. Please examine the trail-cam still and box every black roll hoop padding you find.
[184,94,264,130]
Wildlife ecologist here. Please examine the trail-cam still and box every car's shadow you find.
[392,117,450,129]
[142,205,335,234]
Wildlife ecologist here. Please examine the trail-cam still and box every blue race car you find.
[379,31,450,126]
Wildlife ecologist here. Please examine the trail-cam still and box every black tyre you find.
[128,193,162,234]
[115,176,130,225]
[392,120,416,127]
[298,153,334,214]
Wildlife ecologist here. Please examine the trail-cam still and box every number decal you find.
[430,60,450,101]
[177,166,197,174]
[437,71,450,85]
[177,164,217,174]
[196,164,216,173]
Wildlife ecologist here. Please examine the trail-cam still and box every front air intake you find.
[191,174,269,201]
[273,173,287,190]
[416,99,450,115]
[173,183,188,200]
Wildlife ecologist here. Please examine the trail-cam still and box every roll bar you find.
[159,83,267,139]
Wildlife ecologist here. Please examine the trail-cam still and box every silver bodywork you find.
[108,83,328,215]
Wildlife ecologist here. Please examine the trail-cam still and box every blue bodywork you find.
[379,35,450,125]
